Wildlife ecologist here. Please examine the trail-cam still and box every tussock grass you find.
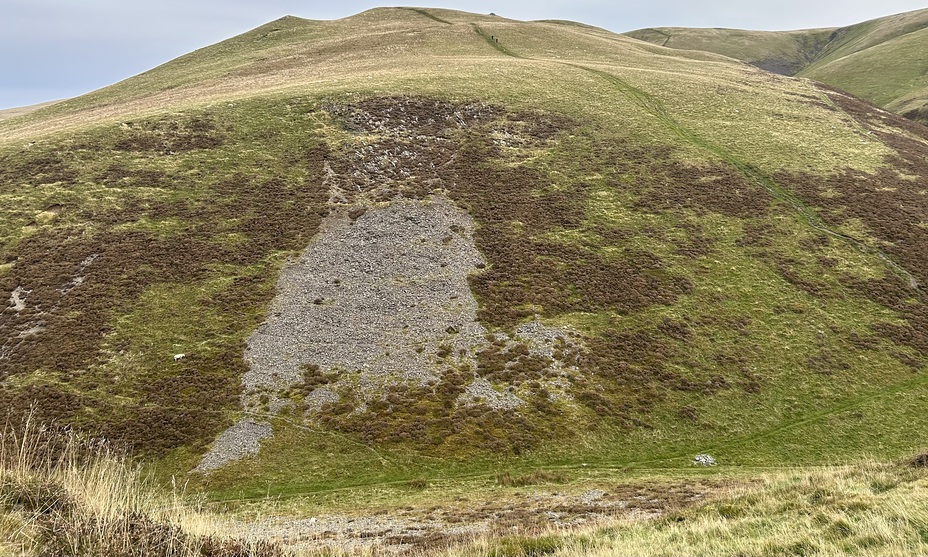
[0,410,280,556]
[496,470,570,488]
[449,459,928,557]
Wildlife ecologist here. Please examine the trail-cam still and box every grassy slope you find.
[626,8,928,124]
[0,7,927,509]
[804,27,928,116]
[624,27,836,75]
[453,459,928,557]
[804,9,928,69]
[0,101,64,122]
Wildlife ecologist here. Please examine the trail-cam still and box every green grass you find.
[626,26,836,75]
[472,23,522,58]
[803,27,928,114]
[0,8,927,554]
[625,8,928,124]
[407,7,453,26]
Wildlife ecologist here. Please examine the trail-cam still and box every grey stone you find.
[195,419,272,472]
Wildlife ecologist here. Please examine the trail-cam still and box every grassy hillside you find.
[0,101,63,122]
[805,26,928,121]
[624,27,837,76]
[1,9,928,541]
[0,413,280,556]
[452,458,928,556]
[626,8,928,125]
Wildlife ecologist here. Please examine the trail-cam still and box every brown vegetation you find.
[112,117,225,154]
[318,97,729,440]
[634,163,771,219]
[768,87,928,359]
[5,89,928,460]
[0,106,329,455]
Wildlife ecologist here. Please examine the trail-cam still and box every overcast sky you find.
[2,0,926,109]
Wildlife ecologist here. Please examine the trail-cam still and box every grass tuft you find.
[449,458,928,557]
[496,470,570,488]
[0,409,280,556]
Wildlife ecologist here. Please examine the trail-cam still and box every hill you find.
[0,100,63,122]
[2,9,928,546]
[626,8,928,125]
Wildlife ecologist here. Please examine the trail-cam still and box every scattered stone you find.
[237,480,712,554]
[460,377,524,410]
[8,286,29,312]
[200,196,490,470]
[304,386,340,412]
[578,489,607,505]
[195,419,272,472]
[16,324,45,338]
[198,97,588,470]
[693,454,717,466]
[3,253,98,362]
[240,196,488,408]
[59,254,99,295]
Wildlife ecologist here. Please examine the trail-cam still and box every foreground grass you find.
[0,412,279,557]
[451,458,928,557]
[4,409,928,556]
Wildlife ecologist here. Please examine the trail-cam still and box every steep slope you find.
[624,27,837,76]
[1,8,928,500]
[805,26,928,122]
[626,8,928,124]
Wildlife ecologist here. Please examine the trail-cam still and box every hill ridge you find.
[626,7,928,124]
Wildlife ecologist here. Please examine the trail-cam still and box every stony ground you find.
[199,193,583,471]
[238,478,721,555]
[242,196,488,404]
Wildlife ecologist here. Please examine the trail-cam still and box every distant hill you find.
[627,8,928,125]
[1,7,927,500]
[0,100,63,121]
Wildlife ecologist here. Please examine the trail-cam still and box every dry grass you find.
[0,101,64,121]
[448,459,928,557]
[626,26,836,75]
[0,8,898,175]
[0,410,281,556]
[0,10,927,547]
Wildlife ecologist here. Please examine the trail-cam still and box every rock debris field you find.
[199,195,582,471]
[241,196,488,403]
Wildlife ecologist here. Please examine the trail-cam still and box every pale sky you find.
[1,0,926,109]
